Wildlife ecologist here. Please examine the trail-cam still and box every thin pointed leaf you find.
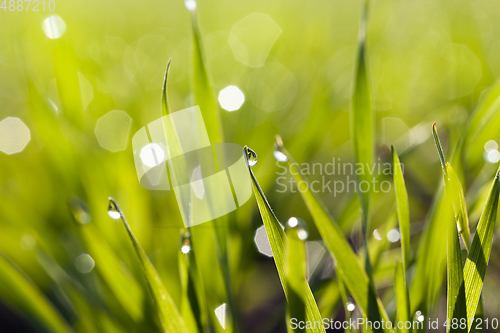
[446,203,467,333]
[433,124,471,250]
[178,250,203,333]
[244,147,325,333]
[432,123,447,176]
[394,261,410,333]
[274,140,393,332]
[446,163,471,250]
[190,9,222,144]
[432,124,468,332]
[351,25,373,269]
[391,146,410,274]
[190,11,237,330]
[161,58,172,117]
[286,228,307,333]
[108,198,189,333]
[463,169,500,331]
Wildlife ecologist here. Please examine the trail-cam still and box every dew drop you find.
[246,147,258,166]
[346,302,356,312]
[184,0,196,12]
[107,200,121,220]
[273,142,287,162]
[416,310,424,322]
[286,217,309,241]
[180,231,192,254]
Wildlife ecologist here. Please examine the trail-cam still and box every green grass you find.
[2,1,500,332]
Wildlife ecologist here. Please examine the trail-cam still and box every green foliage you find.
[108,198,189,333]
[3,1,500,332]
[245,146,325,333]
[394,261,410,333]
[274,139,392,332]
[463,172,500,331]
[391,147,410,274]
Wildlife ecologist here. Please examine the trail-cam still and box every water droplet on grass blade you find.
[274,135,287,161]
[273,150,287,162]
[286,217,308,240]
[180,232,191,254]
[184,0,196,12]
[415,310,424,322]
[346,302,356,312]
[107,200,121,220]
[246,147,258,166]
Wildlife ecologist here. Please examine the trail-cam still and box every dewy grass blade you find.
[108,198,189,333]
[161,59,231,333]
[178,240,203,333]
[446,164,471,250]
[394,261,410,333]
[0,253,73,333]
[391,146,410,275]
[286,228,307,333]
[244,147,326,333]
[432,124,467,332]
[462,168,500,331]
[432,123,447,176]
[433,124,471,250]
[189,9,237,331]
[274,139,393,332]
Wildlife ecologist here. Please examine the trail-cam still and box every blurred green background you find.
[1,0,500,331]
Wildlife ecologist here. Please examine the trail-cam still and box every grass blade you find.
[463,169,500,331]
[446,163,471,250]
[161,58,172,117]
[190,7,222,144]
[433,124,471,250]
[351,1,373,271]
[244,147,325,333]
[286,228,307,333]
[394,261,410,333]
[432,124,468,332]
[274,139,393,332]
[78,222,144,322]
[189,11,238,333]
[391,146,410,274]
[0,253,73,333]
[446,204,467,333]
[108,198,189,333]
